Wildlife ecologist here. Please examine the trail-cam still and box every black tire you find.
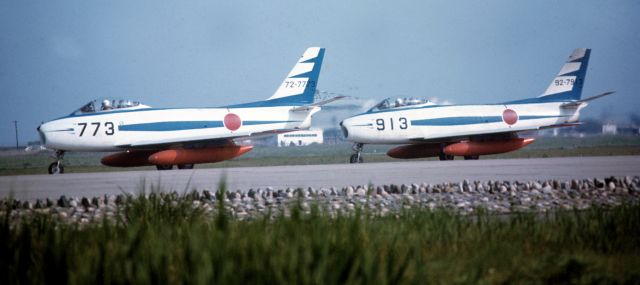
[439,154,454,161]
[156,165,173,171]
[177,164,194,169]
[464,155,479,160]
[48,162,64,174]
[349,154,363,164]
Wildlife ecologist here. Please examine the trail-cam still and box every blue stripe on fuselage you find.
[119,121,224,131]
[411,115,565,126]
[118,120,300,131]
[243,120,299,125]
[360,100,576,116]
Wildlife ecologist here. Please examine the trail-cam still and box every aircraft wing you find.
[408,121,580,144]
[538,122,582,129]
[115,128,304,150]
[409,131,520,144]
[560,91,615,108]
[116,134,246,150]
[290,96,346,112]
[113,96,348,150]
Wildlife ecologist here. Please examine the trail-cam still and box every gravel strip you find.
[2,176,639,224]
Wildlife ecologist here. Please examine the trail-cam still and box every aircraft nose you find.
[339,120,349,139]
[37,123,47,145]
[36,123,49,145]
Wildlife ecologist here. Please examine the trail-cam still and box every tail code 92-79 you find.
[340,48,613,163]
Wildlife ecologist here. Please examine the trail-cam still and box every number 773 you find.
[77,122,115,136]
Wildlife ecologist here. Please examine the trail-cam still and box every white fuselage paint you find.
[39,106,318,151]
[341,102,584,144]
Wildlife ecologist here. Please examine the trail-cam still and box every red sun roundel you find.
[502,109,518,125]
[224,113,242,131]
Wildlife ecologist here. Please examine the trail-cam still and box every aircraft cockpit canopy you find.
[368,97,435,112]
[71,98,151,115]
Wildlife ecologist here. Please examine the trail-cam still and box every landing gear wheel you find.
[349,143,364,164]
[464,155,479,160]
[156,165,173,171]
[439,153,454,161]
[177,164,194,169]
[48,162,64,174]
[47,150,66,175]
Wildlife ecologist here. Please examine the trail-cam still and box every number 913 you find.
[376,117,408,130]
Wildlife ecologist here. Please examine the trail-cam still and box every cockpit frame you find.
[368,97,434,112]
[71,98,150,115]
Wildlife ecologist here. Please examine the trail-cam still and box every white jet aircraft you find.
[340,48,613,163]
[38,47,342,174]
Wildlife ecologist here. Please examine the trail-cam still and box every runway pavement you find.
[1,156,639,201]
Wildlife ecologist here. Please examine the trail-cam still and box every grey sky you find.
[1,0,639,146]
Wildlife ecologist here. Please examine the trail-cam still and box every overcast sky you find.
[1,0,638,146]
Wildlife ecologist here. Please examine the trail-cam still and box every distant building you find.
[277,129,323,147]
[602,123,617,135]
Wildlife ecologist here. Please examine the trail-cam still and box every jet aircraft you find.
[340,48,613,163]
[38,47,341,174]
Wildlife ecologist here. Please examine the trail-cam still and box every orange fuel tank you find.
[443,138,535,156]
[148,145,253,165]
[387,143,442,159]
[101,151,156,167]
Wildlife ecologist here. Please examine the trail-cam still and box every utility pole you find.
[13,120,18,150]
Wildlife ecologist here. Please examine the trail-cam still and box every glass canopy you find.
[71,98,151,115]
[368,97,435,112]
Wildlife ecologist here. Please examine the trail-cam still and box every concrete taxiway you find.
[1,156,639,201]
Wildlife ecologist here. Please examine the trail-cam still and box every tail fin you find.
[266,47,325,105]
[538,48,590,101]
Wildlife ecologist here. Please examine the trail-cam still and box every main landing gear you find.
[349,143,364,164]
[156,164,195,170]
[438,153,454,161]
[48,150,66,174]
[438,154,480,161]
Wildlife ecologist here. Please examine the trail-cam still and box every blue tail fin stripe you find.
[224,47,325,108]
[267,48,324,105]
[504,48,591,104]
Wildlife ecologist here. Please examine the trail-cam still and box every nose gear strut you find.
[48,150,66,174]
[349,143,364,163]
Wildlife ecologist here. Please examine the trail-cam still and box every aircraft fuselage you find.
[39,106,315,151]
[341,101,582,144]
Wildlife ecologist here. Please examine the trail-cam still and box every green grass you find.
[1,186,640,284]
[1,136,640,176]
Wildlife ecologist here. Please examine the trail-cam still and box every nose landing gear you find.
[48,150,66,174]
[349,143,364,163]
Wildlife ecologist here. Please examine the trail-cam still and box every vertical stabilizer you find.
[266,47,325,105]
[538,48,590,101]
